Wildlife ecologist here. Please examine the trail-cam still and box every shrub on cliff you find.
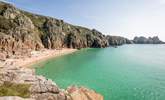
[0,81,30,98]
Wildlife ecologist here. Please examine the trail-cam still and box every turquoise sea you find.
[34,44,165,100]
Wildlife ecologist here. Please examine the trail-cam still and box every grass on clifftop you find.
[0,82,30,98]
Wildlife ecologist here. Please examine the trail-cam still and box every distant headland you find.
[133,36,164,44]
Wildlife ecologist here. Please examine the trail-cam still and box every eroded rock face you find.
[106,35,133,46]
[0,1,110,58]
[30,76,59,94]
[0,2,44,58]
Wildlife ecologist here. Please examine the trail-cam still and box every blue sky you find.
[3,0,165,40]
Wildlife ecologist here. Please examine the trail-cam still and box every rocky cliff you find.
[0,1,109,58]
[133,36,164,44]
[106,35,133,46]
[1,1,164,60]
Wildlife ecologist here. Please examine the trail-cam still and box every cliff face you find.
[106,35,133,46]
[133,36,164,44]
[0,1,164,59]
[0,2,43,58]
[0,1,109,58]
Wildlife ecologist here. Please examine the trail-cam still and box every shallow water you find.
[34,44,165,100]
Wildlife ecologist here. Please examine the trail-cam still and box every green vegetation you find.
[0,3,6,14]
[23,11,46,28]
[0,82,31,98]
[0,16,17,33]
[23,11,48,36]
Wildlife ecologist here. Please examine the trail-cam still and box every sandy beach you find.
[2,48,77,68]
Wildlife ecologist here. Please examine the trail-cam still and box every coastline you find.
[0,48,103,100]
[2,48,77,68]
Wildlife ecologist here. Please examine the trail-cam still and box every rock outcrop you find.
[106,35,133,46]
[0,65,103,100]
[133,36,164,44]
[67,86,103,100]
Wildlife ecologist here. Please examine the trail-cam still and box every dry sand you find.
[2,48,77,68]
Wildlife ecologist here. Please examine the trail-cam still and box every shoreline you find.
[2,48,77,68]
[0,48,103,100]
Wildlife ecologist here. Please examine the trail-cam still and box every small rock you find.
[67,86,103,100]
